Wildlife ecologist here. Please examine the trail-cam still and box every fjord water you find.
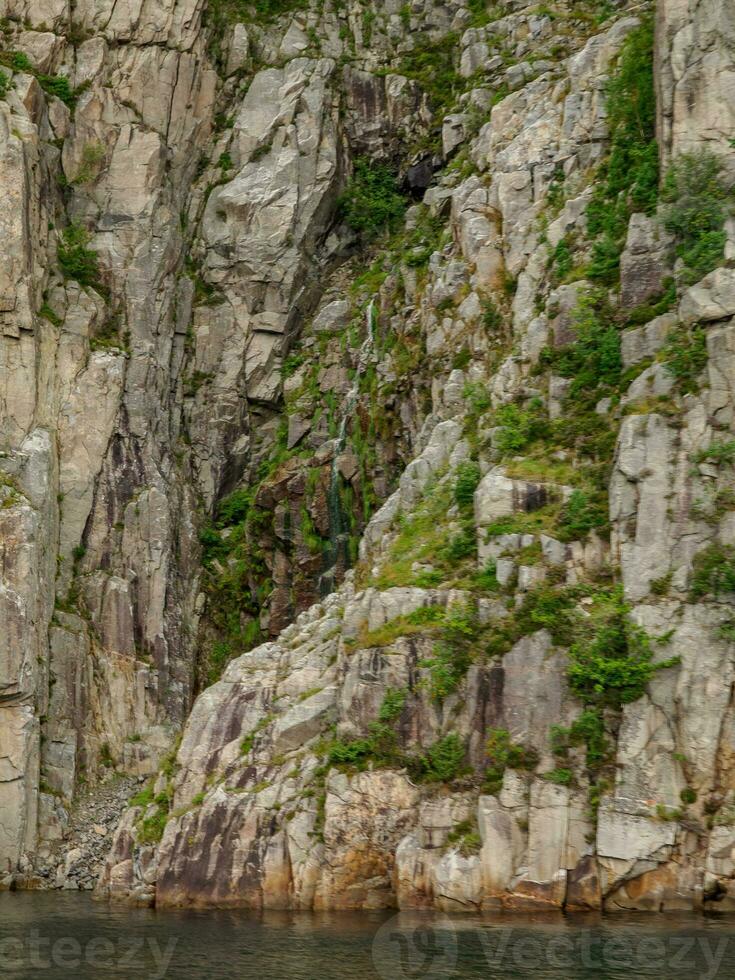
[1,893,735,979]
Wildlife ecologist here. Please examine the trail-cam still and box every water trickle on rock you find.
[319,298,375,596]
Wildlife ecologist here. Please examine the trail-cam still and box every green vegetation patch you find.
[586,19,658,283]
[338,158,408,241]
[484,727,538,794]
[690,545,735,599]
[58,223,103,290]
[326,691,469,785]
[662,150,734,286]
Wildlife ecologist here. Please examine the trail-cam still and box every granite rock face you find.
[2,0,735,916]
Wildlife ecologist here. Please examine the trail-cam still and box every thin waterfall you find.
[319,299,375,595]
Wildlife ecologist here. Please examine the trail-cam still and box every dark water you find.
[1,893,735,978]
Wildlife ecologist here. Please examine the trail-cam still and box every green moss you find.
[695,441,735,467]
[544,767,573,786]
[348,605,446,651]
[39,303,62,326]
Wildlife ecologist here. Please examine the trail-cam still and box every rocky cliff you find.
[1,0,735,913]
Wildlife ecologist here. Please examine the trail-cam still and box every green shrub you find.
[472,561,500,592]
[398,32,461,115]
[422,601,481,700]
[514,585,580,647]
[690,545,735,598]
[549,294,622,397]
[567,590,678,707]
[0,70,8,99]
[216,488,252,526]
[482,299,503,333]
[695,441,735,467]
[39,302,62,326]
[661,325,707,393]
[73,141,105,184]
[550,708,608,769]
[451,347,471,370]
[418,733,466,783]
[38,73,74,107]
[207,0,306,24]
[7,51,32,72]
[137,806,168,844]
[440,524,475,563]
[494,401,548,456]
[453,461,481,509]
[58,223,101,288]
[662,150,733,284]
[544,767,573,786]
[338,158,407,240]
[129,784,154,808]
[485,728,538,793]
[557,489,608,541]
[463,381,491,414]
[650,572,673,597]
[378,688,407,724]
[446,818,482,855]
[586,19,658,283]
[551,237,573,283]
[680,787,697,805]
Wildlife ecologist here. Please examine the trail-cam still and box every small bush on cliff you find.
[557,489,608,541]
[338,158,407,241]
[58,222,101,288]
[493,400,549,456]
[586,18,658,283]
[208,0,306,24]
[38,72,74,107]
[414,733,467,783]
[567,589,678,708]
[398,32,461,115]
[0,70,8,99]
[662,150,733,285]
[660,324,708,394]
[484,728,538,794]
[690,545,735,598]
[421,601,481,699]
[453,461,481,510]
[547,294,622,398]
[550,708,608,770]
[694,441,735,467]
